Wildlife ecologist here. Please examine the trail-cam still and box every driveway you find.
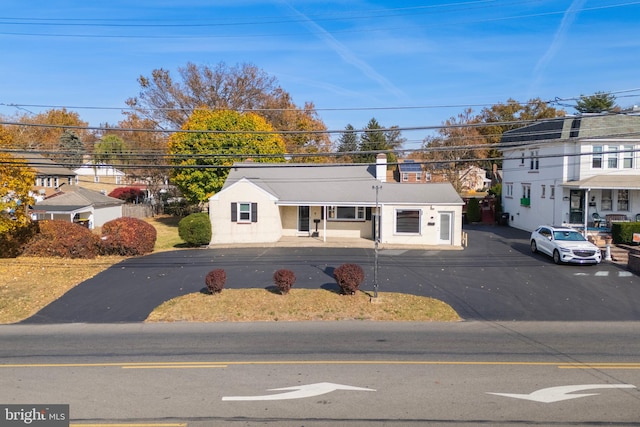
[21,225,640,323]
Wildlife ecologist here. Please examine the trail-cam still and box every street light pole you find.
[372,184,382,299]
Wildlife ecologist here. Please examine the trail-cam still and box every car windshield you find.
[553,230,586,241]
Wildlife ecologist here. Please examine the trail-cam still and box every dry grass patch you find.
[146,288,461,322]
[145,215,184,251]
[0,256,125,324]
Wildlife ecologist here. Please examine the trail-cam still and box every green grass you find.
[145,215,187,251]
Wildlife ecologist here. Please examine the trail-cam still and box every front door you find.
[570,190,584,224]
[298,206,310,233]
[438,212,453,245]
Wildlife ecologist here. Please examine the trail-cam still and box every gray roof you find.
[501,114,640,145]
[36,187,124,210]
[563,174,640,190]
[220,163,463,206]
[12,151,77,176]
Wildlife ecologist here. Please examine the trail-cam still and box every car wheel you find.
[553,250,562,264]
[530,240,538,253]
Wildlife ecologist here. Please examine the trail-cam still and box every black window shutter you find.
[321,206,325,220]
[251,202,258,222]
[366,207,372,220]
[231,203,237,222]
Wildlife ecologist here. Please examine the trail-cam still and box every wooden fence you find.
[122,204,154,219]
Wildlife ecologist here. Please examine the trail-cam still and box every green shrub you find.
[273,269,296,294]
[178,212,212,246]
[22,220,100,259]
[611,222,640,245]
[333,263,365,295]
[0,221,39,258]
[205,269,226,294]
[164,200,200,217]
[466,198,481,223]
[100,217,157,256]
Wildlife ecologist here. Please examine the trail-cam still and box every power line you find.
[1,1,638,39]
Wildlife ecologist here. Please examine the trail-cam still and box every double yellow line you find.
[1,360,640,369]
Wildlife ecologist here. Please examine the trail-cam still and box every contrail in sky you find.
[530,0,586,95]
[282,2,405,98]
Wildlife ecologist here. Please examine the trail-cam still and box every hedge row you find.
[3,217,157,259]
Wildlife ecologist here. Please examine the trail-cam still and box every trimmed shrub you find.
[612,221,640,245]
[273,269,296,294]
[22,220,101,259]
[465,198,481,223]
[0,221,39,258]
[333,263,365,295]
[100,217,157,256]
[178,212,212,246]
[205,269,226,294]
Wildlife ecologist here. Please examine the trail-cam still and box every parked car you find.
[530,225,602,265]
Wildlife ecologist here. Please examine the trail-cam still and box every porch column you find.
[323,205,327,242]
[583,188,590,236]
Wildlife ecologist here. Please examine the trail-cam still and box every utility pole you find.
[372,184,382,298]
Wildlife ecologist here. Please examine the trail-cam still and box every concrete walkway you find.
[209,235,464,251]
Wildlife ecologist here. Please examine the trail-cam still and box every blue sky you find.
[1,0,639,149]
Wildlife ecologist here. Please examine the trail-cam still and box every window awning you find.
[562,175,640,190]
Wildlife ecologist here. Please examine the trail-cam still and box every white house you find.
[73,162,126,192]
[208,155,464,247]
[30,187,124,229]
[500,113,640,232]
[458,165,491,192]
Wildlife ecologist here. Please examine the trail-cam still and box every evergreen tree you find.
[575,92,618,113]
[56,130,84,168]
[336,124,359,161]
[358,118,394,163]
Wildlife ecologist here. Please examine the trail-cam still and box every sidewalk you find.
[208,235,464,251]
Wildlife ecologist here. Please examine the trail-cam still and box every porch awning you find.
[562,175,640,190]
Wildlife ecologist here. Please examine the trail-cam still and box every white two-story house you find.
[500,113,640,232]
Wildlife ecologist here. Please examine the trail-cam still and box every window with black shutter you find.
[231,202,258,222]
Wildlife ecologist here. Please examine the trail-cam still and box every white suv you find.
[530,225,602,265]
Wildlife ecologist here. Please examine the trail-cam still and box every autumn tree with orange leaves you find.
[0,127,35,234]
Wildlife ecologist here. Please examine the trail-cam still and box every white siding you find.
[209,180,281,244]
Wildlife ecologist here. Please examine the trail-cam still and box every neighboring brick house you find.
[394,160,430,183]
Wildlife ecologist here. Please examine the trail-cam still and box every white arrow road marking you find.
[488,384,636,403]
[222,382,376,401]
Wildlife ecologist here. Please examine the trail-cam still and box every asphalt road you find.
[21,224,640,323]
[1,322,639,426]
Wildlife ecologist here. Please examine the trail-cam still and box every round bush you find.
[178,212,212,246]
[333,263,365,295]
[273,269,296,294]
[22,220,101,259]
[100,217,157,256]
[205,269,226,294]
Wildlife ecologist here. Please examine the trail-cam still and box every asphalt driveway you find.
[21,225,640,323]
